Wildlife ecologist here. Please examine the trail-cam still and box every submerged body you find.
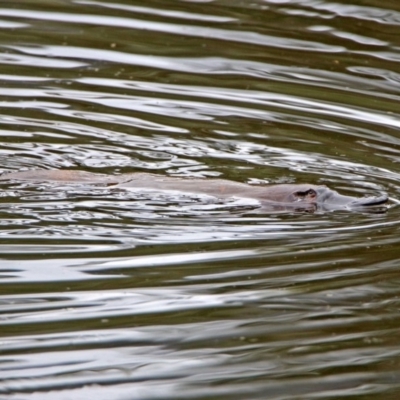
[0,169,388,211]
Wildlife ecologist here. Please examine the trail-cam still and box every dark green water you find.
[1,1,400,398]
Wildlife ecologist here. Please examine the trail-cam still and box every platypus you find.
[0,169,388,211]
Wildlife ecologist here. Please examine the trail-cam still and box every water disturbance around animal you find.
[1,0,400,399]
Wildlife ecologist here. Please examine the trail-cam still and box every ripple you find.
[1,0,400,398]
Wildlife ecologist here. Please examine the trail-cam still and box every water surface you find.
[1,0,400,399]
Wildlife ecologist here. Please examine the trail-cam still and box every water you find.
[1,0,400,398]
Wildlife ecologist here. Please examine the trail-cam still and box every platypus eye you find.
[295,189,317,201]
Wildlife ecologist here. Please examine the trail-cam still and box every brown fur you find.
[0,170,319,203]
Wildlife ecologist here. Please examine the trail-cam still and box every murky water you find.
[1,0,400,398]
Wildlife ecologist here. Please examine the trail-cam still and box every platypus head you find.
[290,185,388,211]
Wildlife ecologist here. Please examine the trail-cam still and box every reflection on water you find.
[1,0,400,398]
